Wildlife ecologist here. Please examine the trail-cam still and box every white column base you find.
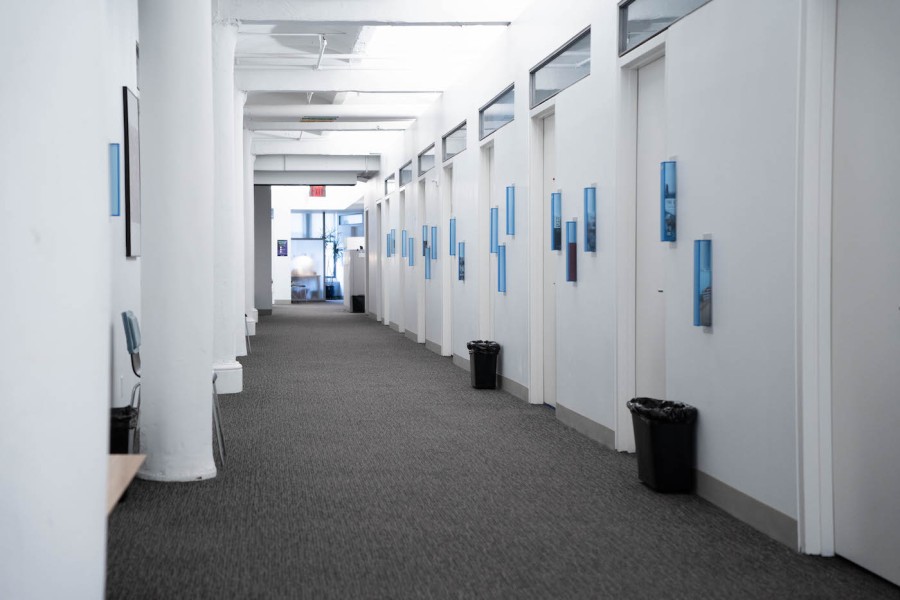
[213,360,243,393]
[138,464,216,483]
[248,307,258,322]
[246,317,257,336]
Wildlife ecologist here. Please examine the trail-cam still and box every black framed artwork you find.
[123,86,141,257]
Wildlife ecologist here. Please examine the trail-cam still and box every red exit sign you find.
[310,185,326,197]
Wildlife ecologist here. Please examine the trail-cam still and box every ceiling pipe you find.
[315,35,327,70]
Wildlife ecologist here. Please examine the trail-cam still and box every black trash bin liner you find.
[627,397,697,493]
[351,294,365,313]
[110,406,139,454]
[467,340,500,389]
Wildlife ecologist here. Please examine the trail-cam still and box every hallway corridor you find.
[106,305,895,598]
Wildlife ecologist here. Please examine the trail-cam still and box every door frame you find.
[795,0,837,556]
[527,104,555,406]
[614,34,667,453]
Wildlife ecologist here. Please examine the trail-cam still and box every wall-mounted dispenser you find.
[661,161,677,242]
[551,192,562,251]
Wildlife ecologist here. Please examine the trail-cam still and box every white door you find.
[832,0,900,585]
[375,203,383,321]
[542,114,558,407]
[398,191,406,333]
[635,57,667,400]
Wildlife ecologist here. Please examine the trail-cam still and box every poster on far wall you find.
[123,86,141,257]
[277,240,288,256]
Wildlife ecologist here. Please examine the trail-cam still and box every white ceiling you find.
[230,0,535,188]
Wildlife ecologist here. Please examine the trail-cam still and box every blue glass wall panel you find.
[661,161,677,242]
[408,237,415,266]
[422,225,428,256]
[109,143,120,216]
[391,229,396,255]
[449,218,456,255]
[458,242,465,281]
[431,226,438,260]
[506,186,515,235]
[566,221,577,282]
[498,244,507,293]
[401,229,408,258]
[490,207,499,254]
[425,247,432,280]
[694,239,712,326]
[386,233,391,257]
[584,187,597,252]
[551,192,562,251]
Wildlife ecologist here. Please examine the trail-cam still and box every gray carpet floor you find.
[107,303,899,599]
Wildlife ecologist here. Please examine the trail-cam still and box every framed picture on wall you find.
[277,240,288,257]
[123,86,141,257]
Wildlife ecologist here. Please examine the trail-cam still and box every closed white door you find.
[542,114,558,407]
[635,57,667,400]
[832,0,900,585]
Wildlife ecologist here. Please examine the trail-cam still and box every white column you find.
[138,0,217,482]
[234,90,248,355]
[244,128,258,333]
[0,2,108,596]
[212,17,243,391]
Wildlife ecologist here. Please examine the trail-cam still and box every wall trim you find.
[556,403,615,449]
[425,339,441,355]
[405,329,418,343]
[389,321,400,333]
[794,0,836,556]
[452,353,470,372]
[213,361,243,394]
[257,309,272,316]
[498,374,529,402]
[696,470,799,550]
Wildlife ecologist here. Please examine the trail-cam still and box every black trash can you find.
[467,340,500,389]
[351,294,365,313]
[110,406,139,454]
[627,398,697,493]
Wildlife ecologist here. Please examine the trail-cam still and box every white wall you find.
[254,185,273,311]
[0,2,111,597]
[664,0,801,520]
[364,0,810,537]
[107,0,142,409]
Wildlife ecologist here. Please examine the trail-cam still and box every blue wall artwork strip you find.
[694,239,712,327]
[109,143,121,217]
[458,242,465,281]
[386,233,391,257]
[661,161,677,242]
[422,225,428,256]
[584,187,596,252]
[449,218,456,255]
[401,229,408,258]
[391,229,396,255]
[490,207,499,254]
[551,192,562,251]
[408,237,415,266]
[506,186,515,236]
[431,226,438,260]
[425,245,432,280]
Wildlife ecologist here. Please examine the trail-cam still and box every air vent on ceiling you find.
[300,116,338,123]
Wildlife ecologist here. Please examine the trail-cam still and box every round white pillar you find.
[244,128,258,332]
[0,2,108,596]
[234,90,248,356]
[138,0,217,481]
[212,18,243,391]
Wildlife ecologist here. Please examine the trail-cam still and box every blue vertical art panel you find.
[694,239,712,327]
[498,244,507,293]
[401,229,408,258]
[386,233,391,257]
[506,186,515,236]
[449,218,456,255]
[423,225,428,256]
[391,229,396,255]
[458,242,465,281]
[661,161,677,242]
[584,187,597,252]
[551,192,562,251]
[490,207,499,253]
[425,245,432,280]
[109,143,121,216]
[431,226,438,260]
[408,237,415,266]
[566,221,577,282]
